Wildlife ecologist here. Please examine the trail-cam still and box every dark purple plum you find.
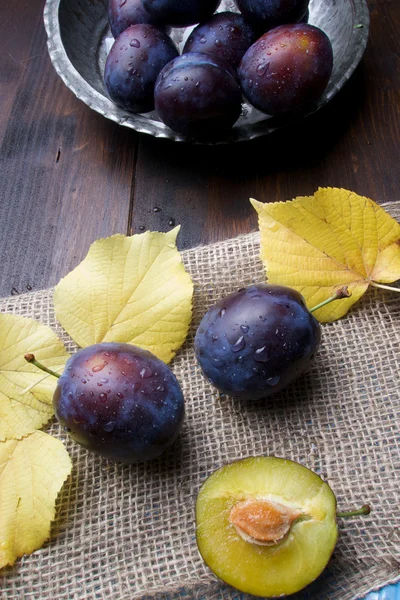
[183,12,257,69]
[154,52,242,137]
[238,23,333,116]
[108,0,163,38]
[53,343,184,462]
[104,24,178,113]
[143,0,221,27]
[234,0,309,32]
[194,284,321,400]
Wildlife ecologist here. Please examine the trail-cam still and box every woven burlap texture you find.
[1,203,399,600]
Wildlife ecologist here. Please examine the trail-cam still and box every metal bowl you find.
[44,0,369,143]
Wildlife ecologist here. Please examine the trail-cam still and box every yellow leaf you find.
[0,314,70,441]
[0,431,72,568]
[54,228,194,364]
[251,188,400,321]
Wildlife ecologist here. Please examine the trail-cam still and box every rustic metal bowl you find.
[44,0,369,143]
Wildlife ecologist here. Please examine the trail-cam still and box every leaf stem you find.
[309,286,351,313]
[336,504,371,518]
[24,354,61,379]
[371,282,400,293]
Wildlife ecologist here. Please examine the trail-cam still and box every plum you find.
[52,342,184,462]
[154,52,242,137]
[196,456,339,596]
[238,23,333,116]
[182,12,257,69]
[108,0,162,38]
[234,0,309,31]
[194,283,321,399]
[104,24,178,113]
[142,0,221,27]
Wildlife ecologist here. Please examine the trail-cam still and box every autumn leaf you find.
[0,314,70,441]
[53,227,194,364]
[251,188,400,321]
[0,431,72,568]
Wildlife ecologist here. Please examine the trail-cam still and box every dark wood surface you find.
[1,0,399,298]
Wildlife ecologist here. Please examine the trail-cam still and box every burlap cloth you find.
[1,203,399,600]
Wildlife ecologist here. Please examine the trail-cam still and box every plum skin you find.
[183,12,257,69]
[108,0,162,38]
[194,283,321,399]
[53,343,185,462]
[238,23,333,116]
[234,0,309,31]
[104,24,178,113]
[143,0,221,27]
[154,52,242,137]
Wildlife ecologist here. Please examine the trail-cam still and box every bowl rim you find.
[43,0,370,144]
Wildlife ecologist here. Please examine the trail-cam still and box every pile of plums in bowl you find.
[104,0,334,138]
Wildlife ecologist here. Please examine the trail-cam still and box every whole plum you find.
[183,12,257,69]
[238,23,333,116]
[143,0,221,27]
[108,0,161,38]
[104,24,178,113]
[53,343,185,462]
[194,284,321,400]
[154,52,242,137]
[234,0,309,32]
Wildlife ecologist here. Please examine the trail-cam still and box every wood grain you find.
[0,0,138,297]
[0,0,399,297]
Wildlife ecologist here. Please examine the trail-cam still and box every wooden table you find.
[0,0,399,304]
[1,4,400,599]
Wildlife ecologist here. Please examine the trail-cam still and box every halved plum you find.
[196,456,338,597]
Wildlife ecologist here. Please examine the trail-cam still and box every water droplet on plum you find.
[212,358,225,367]
[232,336,246,352]
[256,62,270,76]
[92,362,107,373]
[103,421,115,432]
[254,346,270,363]
[140,366,153,379]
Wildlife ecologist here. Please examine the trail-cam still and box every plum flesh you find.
[196,456,338,597]
[194,283,321,399]
[53,342,184,462]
